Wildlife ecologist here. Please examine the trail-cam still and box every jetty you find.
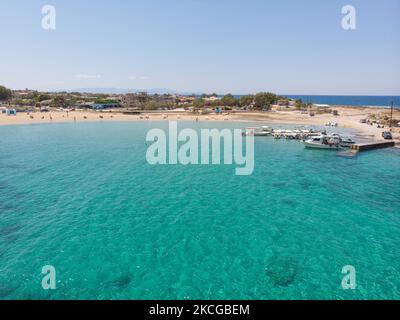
[350,141,395,152]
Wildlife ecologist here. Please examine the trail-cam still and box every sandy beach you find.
[1,107,399,143]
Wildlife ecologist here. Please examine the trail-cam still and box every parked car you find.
[382,131,393,140]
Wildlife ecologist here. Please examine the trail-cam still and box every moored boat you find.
[243,126,273,136]
[304,135,341,150]
[242,127,269,136]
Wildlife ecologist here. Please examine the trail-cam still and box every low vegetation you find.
[1,85,304,113]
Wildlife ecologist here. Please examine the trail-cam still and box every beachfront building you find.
[13,89,38,98]
[205,96,221,102]
[177,95,195,106]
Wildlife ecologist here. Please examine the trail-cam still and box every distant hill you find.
[67,88,200,95]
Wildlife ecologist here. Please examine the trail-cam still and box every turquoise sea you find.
[283,95,400,107]
[0,121,399,300]
[231,95,400,108]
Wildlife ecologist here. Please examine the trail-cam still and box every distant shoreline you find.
[280,95,400,108]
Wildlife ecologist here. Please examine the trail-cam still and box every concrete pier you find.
[351,141,395,152]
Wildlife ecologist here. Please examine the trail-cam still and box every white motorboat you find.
[243,126,274,137]
[254,131,270,136]
[255,126,273,136]
[261,126,273,133]
[304,135,341,150]
[242,127,269,136]
[325,122,338,127]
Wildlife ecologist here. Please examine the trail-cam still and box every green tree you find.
[239,95,254,108]
[143,101,160,110]
[210,100,222,108]
[37,94,52,102]
[138,92,150,106]
[253,92,278,110]
[295,99,305,110]
[221,94,238,107]
[51,96,66,108]
[0,85,12,101]
[12,99,25,106]
[192,98,205,113]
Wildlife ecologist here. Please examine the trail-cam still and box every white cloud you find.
[75,74,102,79]
[128,75,150,80]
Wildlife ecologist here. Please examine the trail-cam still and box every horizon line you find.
[4,86,400,97]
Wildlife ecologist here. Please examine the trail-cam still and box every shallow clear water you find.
[0,121,399,300]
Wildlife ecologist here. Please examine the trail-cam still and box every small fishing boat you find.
[242,128,256,136]
[261,126,273,134]
[325,122,338,127]
[304,135,341,150]
[253,128,270,136]
[242,127,270,136]
[273,129,293,139]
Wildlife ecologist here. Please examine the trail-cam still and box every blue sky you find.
[0,0,399,94]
